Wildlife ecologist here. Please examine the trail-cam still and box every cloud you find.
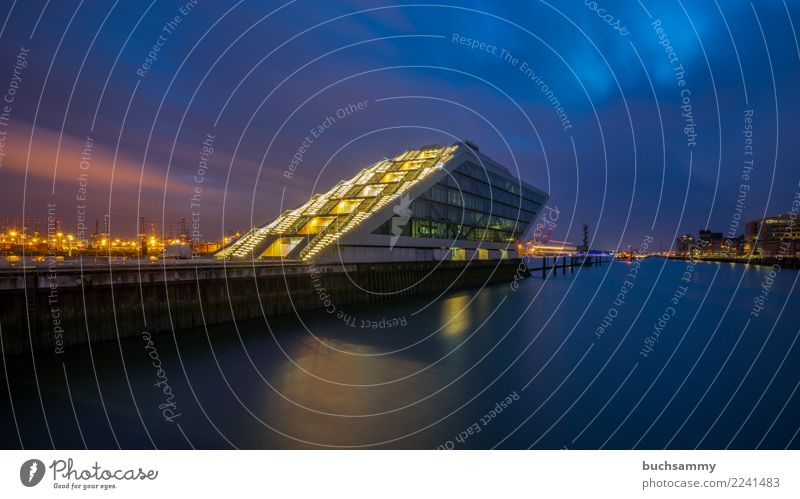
[0,123,197,197]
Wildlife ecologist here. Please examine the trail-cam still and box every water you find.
[1,258,798,449]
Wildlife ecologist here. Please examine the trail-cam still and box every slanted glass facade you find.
[371,162,542,243]
[216,144,459,259]
[215,143,547,262]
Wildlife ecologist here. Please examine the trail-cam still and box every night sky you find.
[0,0,799,250]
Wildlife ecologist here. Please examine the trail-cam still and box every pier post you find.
[25,273,38,336]
[542,257,546,278]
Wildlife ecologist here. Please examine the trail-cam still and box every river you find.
[1,258,798,449]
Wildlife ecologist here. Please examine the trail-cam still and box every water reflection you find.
[2,260,799,449]
[441,294,471,336]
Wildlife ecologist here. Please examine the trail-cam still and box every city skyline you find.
[0,211,241,241]
[3,206,796,251]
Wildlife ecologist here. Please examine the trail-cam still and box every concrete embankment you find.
[0,259,527,355]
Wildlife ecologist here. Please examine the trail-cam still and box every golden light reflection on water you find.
[272,336,437,402]
[257,289,486,446]
[441,293,471,336]
[262,335,454,446]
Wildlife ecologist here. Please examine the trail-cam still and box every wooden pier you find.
[526,255,610,278]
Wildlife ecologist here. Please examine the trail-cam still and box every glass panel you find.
[329,199,362,214]
[260,237,302,257]
[354,170,374,184]
[430,202,447,220]
[298,217,336,234]
[412,219,430,238]
[419,148,440,159]
[411,199,430,218]
[358,184,385,197]
[380,172,406,183]
[399,160,423,171]
[430,221,448,239]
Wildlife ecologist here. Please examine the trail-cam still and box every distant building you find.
[216,142,549,262]
[675,234,698,256]
[724,235,744,255]
[698,230,725,255]
[745,214,800,257]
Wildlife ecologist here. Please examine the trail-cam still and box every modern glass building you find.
[215,142,548,263]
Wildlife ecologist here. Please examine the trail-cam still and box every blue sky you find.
[0,0,799,249]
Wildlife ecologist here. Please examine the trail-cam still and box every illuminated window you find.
[329,199,362,214]
[450,247,466,261]
[261,237,302,257]
[358,184,385,197]
[397,150,418,161]
[419,149,440,159]
[400,160,423,171]
[380,172,406,183]
[354,171,374,184]
[477,248,489,260]
[499,249,509,260]
[298,217,336,234]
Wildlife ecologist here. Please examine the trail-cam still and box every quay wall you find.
[0,259,526,355]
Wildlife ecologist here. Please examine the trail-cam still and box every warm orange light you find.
[329,199,361,214]
[380,172,405,183]
[298,217,335,234]
[399,160,422,171]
